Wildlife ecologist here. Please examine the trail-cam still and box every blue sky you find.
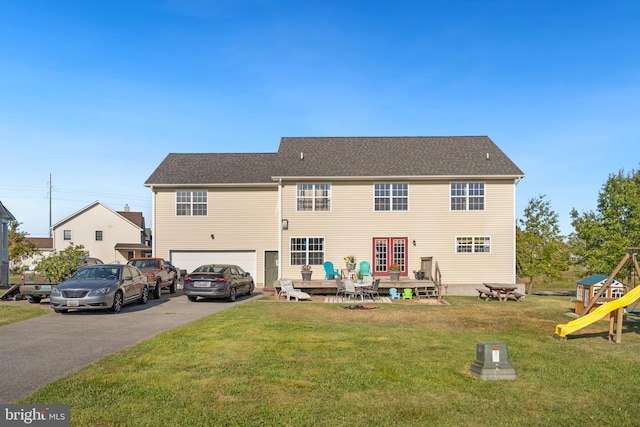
[1,1,639,237]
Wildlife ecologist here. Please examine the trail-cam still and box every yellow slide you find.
[555,285,640,337]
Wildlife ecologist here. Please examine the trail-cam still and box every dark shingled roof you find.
[145,153,278,185]
[116,210,145,229]
[145,137,524,185]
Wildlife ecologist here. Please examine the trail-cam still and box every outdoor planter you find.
[389,270,401,281]
[301,271,312,281]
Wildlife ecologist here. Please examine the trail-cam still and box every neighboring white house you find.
[0,200,16,285]
[52,201,151,263]
[144,136,525,295]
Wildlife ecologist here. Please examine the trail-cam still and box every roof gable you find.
[52,201,143,230]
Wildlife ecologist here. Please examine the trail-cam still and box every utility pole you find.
[49,173,52,238]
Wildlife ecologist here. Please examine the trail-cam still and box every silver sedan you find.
[50,264,149,313]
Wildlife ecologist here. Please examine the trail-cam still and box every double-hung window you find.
[63,230,72,241]
[290,237,325,265]
[456,236,491,253]
[374,183,408,211]
[297,184,330,211]
[451,182,485,210]
[176,190,207,216]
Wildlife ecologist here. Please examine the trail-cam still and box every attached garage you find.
[170,250,258,278]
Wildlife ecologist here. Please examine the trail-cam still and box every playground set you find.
[555,248,640,343]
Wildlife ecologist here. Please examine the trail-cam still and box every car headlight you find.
[51,288,60,296]
[89,287,112,295]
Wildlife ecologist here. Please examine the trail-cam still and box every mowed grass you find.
[0,304,49,326]
[19,296,640,426]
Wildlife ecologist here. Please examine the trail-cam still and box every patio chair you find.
[344,279,362,301]
[402,288,413,300]
[323,261,340,279]
[335,276,345,297]
[359,261,372,276]
[389,287,401,300]
[361,275,374,300]
[278,280,311,301]
[370,278,381,300]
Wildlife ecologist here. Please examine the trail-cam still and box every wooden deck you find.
[266,278,442,298]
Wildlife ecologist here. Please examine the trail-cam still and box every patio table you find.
[483,283,518,302]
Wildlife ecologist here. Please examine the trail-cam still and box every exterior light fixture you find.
[282,219,289,230]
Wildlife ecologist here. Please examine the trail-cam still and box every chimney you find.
[124,204,130,212]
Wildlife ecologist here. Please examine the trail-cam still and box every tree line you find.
[518,167,640,294]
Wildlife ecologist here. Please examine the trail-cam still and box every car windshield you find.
[74,266,121,280]
[128,260,160,269]
[193,265,225,274]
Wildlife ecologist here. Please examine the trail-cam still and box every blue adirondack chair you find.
[389,287,401,300]
[359,261,372,276]
[323,261,340,279]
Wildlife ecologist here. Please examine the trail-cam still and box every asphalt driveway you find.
[0,291,264,403]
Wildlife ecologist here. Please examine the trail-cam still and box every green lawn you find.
[0,304,49,326]
[18,296,640,426]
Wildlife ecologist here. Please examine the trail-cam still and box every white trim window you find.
[450,182,485,211]
[374,183,408,211]
[297,184,330,211]
[176,190,207,216]
[456,236,491,253]
[290,237,325,265]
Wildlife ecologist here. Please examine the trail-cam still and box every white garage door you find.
[170,251,257,277]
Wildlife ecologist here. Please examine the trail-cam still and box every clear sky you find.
[1,1,639,237]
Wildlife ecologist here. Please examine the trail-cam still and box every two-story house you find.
[52,201,151,263]
[144,136,525,295]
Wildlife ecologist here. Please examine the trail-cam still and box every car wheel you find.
[54,308,68,314]
[169,278,177,294]
[138,285,149,304]
[27,296,42,304]
[153,280,162,299]
[228,287,237,302]
[247,282,254,295]
[187,296,197,302]
[109,291,123,313]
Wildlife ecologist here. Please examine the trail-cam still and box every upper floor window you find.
[63,230,71,241]
[95,231,103,241]
[456,236,491,253]
[177,190,207,216]
[374,183,408,211]
[451,182,485,210]
[290,237,325,265]
[297,184,330,211]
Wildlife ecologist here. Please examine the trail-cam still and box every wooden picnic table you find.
[482,283,523,302]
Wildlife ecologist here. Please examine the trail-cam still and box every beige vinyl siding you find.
[152,186,279,286]
[280,179,516,286]
[53,203,142,263]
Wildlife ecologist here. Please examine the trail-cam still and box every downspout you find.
[278,179,283,281]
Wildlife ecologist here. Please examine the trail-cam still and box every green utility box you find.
[470,342,517,380]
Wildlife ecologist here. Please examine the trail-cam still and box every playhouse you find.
[575,274,628,316]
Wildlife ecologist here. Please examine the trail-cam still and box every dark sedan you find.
[183,264,254,302]
[50,264,149,313]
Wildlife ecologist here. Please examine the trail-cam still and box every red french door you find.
[373,237,408,276]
